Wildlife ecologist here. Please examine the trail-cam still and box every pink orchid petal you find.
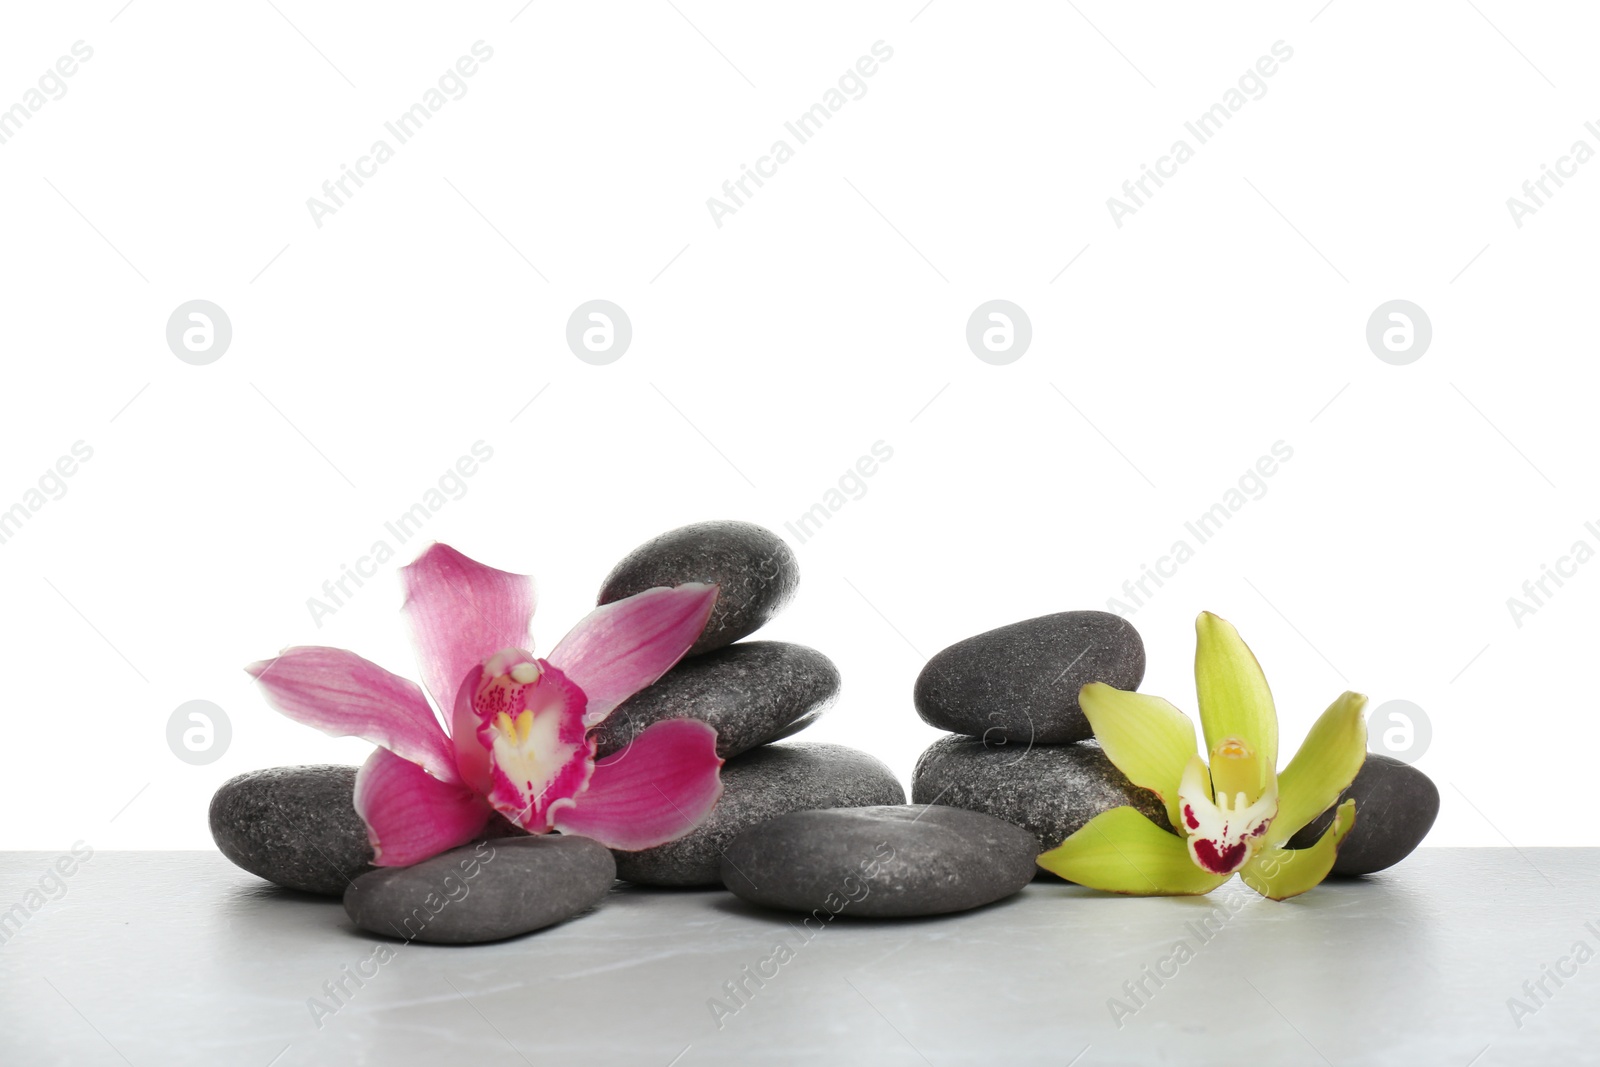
[552,719,723,851]
[354,747,493,867]
[246,646,457,783]
[477,663,595,833]
[401,543,536,716]
[547,584,719,727]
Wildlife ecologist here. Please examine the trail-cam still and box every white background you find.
[1,1,1593,850]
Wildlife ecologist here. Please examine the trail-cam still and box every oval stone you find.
[1286,753,1440,875]
[598,520,799,656]
[209,765,373,896]
[912,736,1169,853]
[721,805,1038,917]
[343,836,615,944]
[913,611,1145,743]
[592,641,840,760]
[613,742,905,887]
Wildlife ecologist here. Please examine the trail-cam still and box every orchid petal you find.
[547,584,719,726]
[1193,612,1277,795]
[246,647,456,783]
[1241,798,1355,900]
[1079,682,1197,831]
[477,662,594,833]
[552,719,723,851]
[1268,691,1369,847]
[1035,806,1231,896]
[353,747,493,867]
[401,543,535,715]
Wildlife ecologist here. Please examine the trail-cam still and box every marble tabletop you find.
[1,848,1595,1066]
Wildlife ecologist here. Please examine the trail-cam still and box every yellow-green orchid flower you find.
[1037,612,1368,901]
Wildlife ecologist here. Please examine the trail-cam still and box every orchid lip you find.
[1177,753,1277,875]
[466,655,592,827]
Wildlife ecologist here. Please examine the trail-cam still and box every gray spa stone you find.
[721,805,1038,917]
[911,736,1169,853]
[598,520,800,656]
[209,765,374,896]
[593,641,840,759]
[913,611,1145,743]
[1287,753,1440,875]
[613,742,905,887]
[343,836,615,944]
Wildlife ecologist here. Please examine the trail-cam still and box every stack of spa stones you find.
[209,520,904,930]
[909,611,1439,879]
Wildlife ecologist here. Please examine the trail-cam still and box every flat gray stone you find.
[911,736,1169,856]
[613,742,905,887]
[721,805,1038,918]
[913,611,1145,743]
[342,831,611,940]
[593,641,839,759]
[343,836,615,944]
[598,520,799,655]
[209,765,373,896]
[1287,753,1440,875]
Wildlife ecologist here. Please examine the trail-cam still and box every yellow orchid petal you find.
[1193,612,1278,794]
[1036,806,1232,896]
[1079,682,1197,830]
[1240,798,1356,900]
[1268,691,1369,847]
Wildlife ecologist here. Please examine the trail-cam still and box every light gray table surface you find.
[1,848,1594,1066]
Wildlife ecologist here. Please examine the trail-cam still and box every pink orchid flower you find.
[246,543,724,866]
